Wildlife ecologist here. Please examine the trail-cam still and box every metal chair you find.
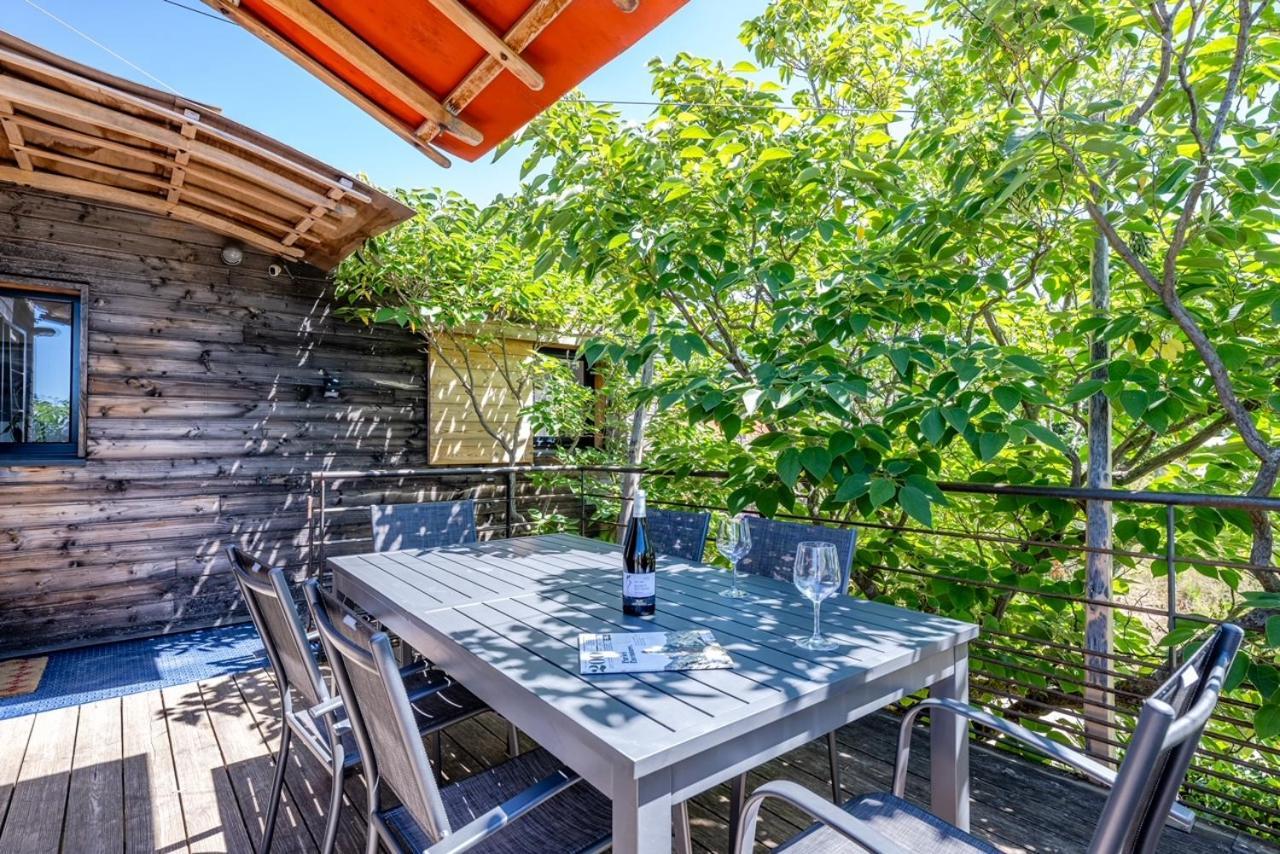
[646,507,711,563]
[724,515,859,831]
[736,623,1244,854]
[226,545,488,854]
[371,499,478,552]
[305,578,613,854]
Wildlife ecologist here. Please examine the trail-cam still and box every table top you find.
[329,532,978,777]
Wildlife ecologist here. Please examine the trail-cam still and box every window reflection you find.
[1,293,74,445]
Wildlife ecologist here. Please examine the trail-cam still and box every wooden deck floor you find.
[0,668,1271,853]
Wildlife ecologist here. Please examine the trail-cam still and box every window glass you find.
[0,292,75,446]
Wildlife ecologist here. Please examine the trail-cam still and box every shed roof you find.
[0,31,413,270]
[203,0,689,166]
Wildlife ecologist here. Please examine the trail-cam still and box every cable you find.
[160,0,233,23]
[21,0,182,94]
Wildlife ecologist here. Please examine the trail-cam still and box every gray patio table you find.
[328,532,979,854]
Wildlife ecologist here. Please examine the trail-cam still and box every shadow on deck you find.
[0,668,1272,853]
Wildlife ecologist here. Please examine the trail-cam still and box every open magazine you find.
[578,630,735,675]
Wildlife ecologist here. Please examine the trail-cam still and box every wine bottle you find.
[622,490,657,616]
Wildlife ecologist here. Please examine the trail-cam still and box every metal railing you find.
[306,463,1280,840]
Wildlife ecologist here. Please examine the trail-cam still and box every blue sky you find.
[4,0,768,200]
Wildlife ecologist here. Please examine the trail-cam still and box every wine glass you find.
[793,541,840,651]
[716,515,752,599]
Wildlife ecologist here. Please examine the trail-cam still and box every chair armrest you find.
[427,769,584,854]
[735,781,911,854]
[307,695,344,720]
[898,698,1195,832]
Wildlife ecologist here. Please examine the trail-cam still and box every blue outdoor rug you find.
[0,624,266,721]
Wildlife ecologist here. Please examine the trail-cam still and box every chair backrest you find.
[225,545,328,712]
[737,516,857,589]
[370,500,478,552]
[1090,623,1243,854]
[647,507,711,563]
[304,579,452,844]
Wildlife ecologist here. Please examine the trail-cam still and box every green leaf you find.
[887,349,911,377]
[670,336,692,363]
[978,432,1009,461]
[941,406,970,433]
[1119,389,1150,419]
[1065,14,1096,36]
[720,414,742,442]
[777,448,802,489]
[898,485,933,526]
[834,473,870,502]
[1225,652,1250,691]
[921,408,947,444]
[1256,704,1280,740]
[993,385,1022,413]
[1064,379,1104,403]
[869,478,896,508]
[799,446,832,481]
[1267,616,1280,648]
[756,147,793,164]
[1021,421,1072,455]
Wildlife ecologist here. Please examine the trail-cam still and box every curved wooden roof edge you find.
[0,30,414,271]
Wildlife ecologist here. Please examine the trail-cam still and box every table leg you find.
[613,775,672,854]
[930,643,970,830]
[673,801,692,854]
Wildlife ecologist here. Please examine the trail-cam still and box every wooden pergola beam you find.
[424,0,544,91]
[0,43,373,204]
[0,163,305,258]
[444,0,574,116]
[0,98,34,171]
[166,109,199,205]
[247,0,484,147]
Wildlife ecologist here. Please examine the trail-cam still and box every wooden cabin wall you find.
[427,334,534,465]
[0,186,429,655]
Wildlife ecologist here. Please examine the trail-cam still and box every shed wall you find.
[0,186,427,654]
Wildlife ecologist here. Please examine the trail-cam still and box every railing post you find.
[505,469,516,538]
[579,467,587,537]
[1166,504,1179,669]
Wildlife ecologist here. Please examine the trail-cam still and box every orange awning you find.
[205,0,690,167]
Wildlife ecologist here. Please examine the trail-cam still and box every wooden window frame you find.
[0,280,88,465]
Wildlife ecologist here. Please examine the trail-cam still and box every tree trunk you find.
[618,313,657,537]
[1084,229,1116,761]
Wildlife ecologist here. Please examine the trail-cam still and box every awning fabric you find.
[204,0,690,166]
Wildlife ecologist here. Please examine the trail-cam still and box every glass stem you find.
[731,558,739,593]
[811,600,822,642]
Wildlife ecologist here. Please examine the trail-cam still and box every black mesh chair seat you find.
[776,793,998,854]
[646,507,711,563]
[385,748,612,854]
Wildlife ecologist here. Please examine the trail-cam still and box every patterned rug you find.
[0,656,48,699]
[0,625,266,720]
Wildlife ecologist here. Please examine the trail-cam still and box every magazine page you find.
[578,630,734,675]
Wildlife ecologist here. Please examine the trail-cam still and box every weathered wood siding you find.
[0,186,427,654]
[427,335,533,465]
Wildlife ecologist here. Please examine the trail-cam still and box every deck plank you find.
[0,666,1274,853]
[199,674,316,854]
[160,682,254,853]
[0,713,36,834]
[63,697,125,853]
[122,688,188,854]
[230,669,366,854]
[0,704,78,853]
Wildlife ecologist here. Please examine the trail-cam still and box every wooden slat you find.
[161,682,255,853]
[0,714,35,833]
[166,110,200,205]
[444,0,575,115]
[424,0,544,90]
[122,689,189,854]
[246,0,483,146]
[0,705,78,853]
[201,0,452,168]
[0,97,34,171]
[0,163,306,257]
[63,697,125,853]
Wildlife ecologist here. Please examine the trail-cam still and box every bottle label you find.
[623,573,655,598]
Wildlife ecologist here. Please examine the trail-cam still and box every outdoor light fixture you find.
[220,242,244,266]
